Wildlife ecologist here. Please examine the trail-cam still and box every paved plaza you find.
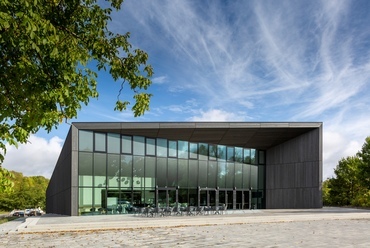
[1,207,370,247]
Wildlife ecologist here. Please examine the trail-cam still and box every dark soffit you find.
[73,122,321,150]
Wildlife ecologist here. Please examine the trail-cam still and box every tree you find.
[0,171,49,210]
[358,136,370,189]
[325,156,361,206]
[0,166,14,193]
[0,0,153,162]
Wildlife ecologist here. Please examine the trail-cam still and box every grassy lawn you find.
[0,216,18,225]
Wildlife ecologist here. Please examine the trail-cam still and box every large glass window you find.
[217,145,226,161]
[209,144,217,160]
[208,161,217,188]
[133,136,145,156]
[146,138,156,156]
[167,158,177,187]
[133,156,144,188]
[121,136,132,154]
[79,131,93,152]
[78,131,267,214]
[251,149,256,164]
[79,187,93,215]
[178,159,188,187]
[243,148,251,164]
[178,141,188,159]
[250,165,258,189]
[156,138,167,157]
[107,154,120,187]
[168,141,177,157]
[94,153,106,187]
[217,162,226,188]
[79,152,93,186]
[188,160,198,187]
[145,157,156,188]
[94,133,106,152]
[107,133,120,154]
[199,143,208,160]
[121,155,132,189]
[198,161,207,187]
[226,163,235,188]
[227,147,234,161]
[235,147,243,163]
[234,163,243,189]
[189,143,198,159]
[156,158,167,187]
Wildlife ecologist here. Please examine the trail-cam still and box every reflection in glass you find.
[242,163,250,188]
[107,154,120,187]
[167,158,177,187]
[234,163,243,189]
[199,143,208,160]
[79,130,93,152]
[95,133,106,152]
[178,141,189,159]
[133,136,145,156]
[217,145,226,161]
[107,133,120,154]
[94,153,106,187]
[250,165,258,189]
[156,138,167,157]
[227,147,234,161]
[198,161,207,187]
[188,160,198,187]
[235,147,243,163]
[208,161,217,188]
[79,187,93,215]
[209,144,217,160]
[121,155,132,189]
[226,163,235,188]
[145,157,156,188]
[146,138,156,156]
[133,156,144,188]
[156,158,167,187]
[217,162,226,188]
[178,159,188,187]
[79,152,93,186]
[243,148,251,164]
[189,143,198,159]
[251,149,256,164]
[168,141,177,157]
[121,136,132,154]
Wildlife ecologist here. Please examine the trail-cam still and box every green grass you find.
[0,216,18,225]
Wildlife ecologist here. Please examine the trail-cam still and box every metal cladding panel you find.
[46,127,73,215]
[265,127,322,209]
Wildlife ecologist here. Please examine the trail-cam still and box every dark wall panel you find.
[46,128,73,215]
[265,127,322,209]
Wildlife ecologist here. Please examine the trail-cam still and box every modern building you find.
[46,122,323,216]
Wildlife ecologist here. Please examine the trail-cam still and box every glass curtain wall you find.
[78,130,266,215]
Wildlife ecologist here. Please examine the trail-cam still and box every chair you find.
[196,206,204,215]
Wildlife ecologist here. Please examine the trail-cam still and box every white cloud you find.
[152,76,168,85]
[189,109,246,122]
[2,135,63,178]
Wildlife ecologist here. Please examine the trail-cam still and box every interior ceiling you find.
[73,122,320,150]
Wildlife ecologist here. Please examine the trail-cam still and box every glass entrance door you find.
[157,187,177,207]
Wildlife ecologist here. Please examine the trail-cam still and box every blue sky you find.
[3,0,370,179]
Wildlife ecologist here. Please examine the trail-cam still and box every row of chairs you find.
[134,205,227,217]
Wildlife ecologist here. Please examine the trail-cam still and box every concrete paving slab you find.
[1,207,370,247]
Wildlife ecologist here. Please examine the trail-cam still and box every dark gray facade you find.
[46,122,322,216]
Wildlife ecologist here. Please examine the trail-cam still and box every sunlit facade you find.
[46,122,322,216]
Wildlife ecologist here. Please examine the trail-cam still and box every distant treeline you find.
[0,171,49,211]
[323,136,370,207]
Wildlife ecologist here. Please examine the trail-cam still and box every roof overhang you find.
[72,122,322,150]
